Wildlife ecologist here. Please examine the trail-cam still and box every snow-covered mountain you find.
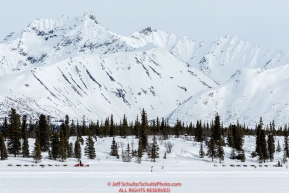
[0,13,289,124]
[166,64,289,127]
[0,46,217,121]
[2,14,289,83]
[0,14,135,77]
[125,29,289,84]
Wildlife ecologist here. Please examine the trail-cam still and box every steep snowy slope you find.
[0,14,134,77]
[2,14,289,84]
[0,48,216,121]
[1,13,289,123]
[127,32,289,84]
[166,64,289,126]
[180,35,289,84]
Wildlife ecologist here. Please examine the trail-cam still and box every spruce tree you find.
[95,120,100,136]
[174,120,181,138]
[199,142,205,158]
[110,137,119,156]
[35,121,40,141]
[255,117,262,156]
[21,115,30,157]
[254,117,268,162]
[131,147,135,158]
[85,130,96,159]
[129,122,134,137]
[216,143,224,163]
[276,140,281,153]
[0,133,8,160]
[131,147,136,158]
[81,116,87,136]
[64,115,70,138]
[230,124,245,160]
[195,120,203,142]
[121,149,126,162]
[76,120,81,137]
[76,120,84,144]
[267,133,275,162]
[7,108,21,157]
[125,143,131,162]
[156,117,160,134]
[283,128,289,158]
[147,145,152,159]
[151,120,156,135]
[120,115,128,138]
[205,122,210,142]
[46,116,53,138]
[133,116,138,138]
[74,139,81,161]
[230,148,236,159]
[257,148,264,164]
[70,120,76,136]
[67,142,73,158]
[188,122,194,137]
[137,138,143,163]
[151,134,159,162]
[207,138,216,161]
[160,118,168,140]
[212,113,222,144]
[140,109,148,150]
[38,114,49,152]
[59,130,67,162]
[232,125,242,151]
[1,117,8,140]
[60,117,70,156]
[240,149,246,162]
[32,137,42,163]
[104,117,109,137]
[109,114,115,137]
[21,115,27,140]
[22,126,30,158]
[221,122,225,142]
[51,131,60,160]
[226,125,234,147]
[28,118,35,138]
[165,120,170,140]
[215,121,225,163]
[282,152,288,163]
[260,129,268,163]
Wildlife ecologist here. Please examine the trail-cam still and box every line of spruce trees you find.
[1,108,289,164]
[0,108,95,162]
[251,117,289,164]
[198,116,289,164]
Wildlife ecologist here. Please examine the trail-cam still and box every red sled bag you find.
[74,164,89,167]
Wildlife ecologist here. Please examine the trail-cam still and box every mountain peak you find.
[139,27,154,35]
[84,13,102,26]
[1,14,289,126]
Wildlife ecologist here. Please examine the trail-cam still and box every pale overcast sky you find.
[1,0,289,50]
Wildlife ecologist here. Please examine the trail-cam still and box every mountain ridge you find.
[166,64,289,127]
[0,13,288,125]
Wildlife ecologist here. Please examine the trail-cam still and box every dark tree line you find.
[1,108,289,164]
[0,108,92,162]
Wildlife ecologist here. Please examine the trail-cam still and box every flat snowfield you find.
[1,164,289,192]
[1,136,288,192]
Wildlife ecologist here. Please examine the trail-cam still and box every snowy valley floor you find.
[1,166,289,193]
[1,136,289,192]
